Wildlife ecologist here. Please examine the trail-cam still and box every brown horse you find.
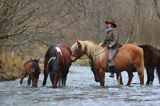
[42,44,72,88]
[71,40,144,86]
[20,59,40,87]
[118,44,160,85]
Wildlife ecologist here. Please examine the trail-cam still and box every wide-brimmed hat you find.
[105,20,117,28]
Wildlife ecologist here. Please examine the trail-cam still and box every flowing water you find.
[0,66,160,106]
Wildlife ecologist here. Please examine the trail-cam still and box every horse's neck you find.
[84,42,102,60]
[84,45,93,59]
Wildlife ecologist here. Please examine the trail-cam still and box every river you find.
[0,66,160,106]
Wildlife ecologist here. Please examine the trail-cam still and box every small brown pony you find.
[20,59,40,87]
[71,40,144,86]
[42,44,72,88]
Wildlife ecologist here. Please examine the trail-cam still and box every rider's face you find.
[106,24,112,29]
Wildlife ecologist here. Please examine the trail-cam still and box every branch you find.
[126,24,134,44]
[0,25,29,40]
[153,0,160,19]
[37,4,72,28]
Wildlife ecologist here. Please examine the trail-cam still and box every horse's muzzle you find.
[70,56,76,62]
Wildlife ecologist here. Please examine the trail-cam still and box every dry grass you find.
[0,52,22,81]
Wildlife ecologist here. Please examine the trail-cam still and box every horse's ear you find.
[76,41,81,48]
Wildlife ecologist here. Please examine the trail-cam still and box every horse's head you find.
[31,59,40,87]
[70,40,85,62]
[47,56,62,88]
[50,69,61,88]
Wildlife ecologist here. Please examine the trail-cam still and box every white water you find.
[0,66,160,106]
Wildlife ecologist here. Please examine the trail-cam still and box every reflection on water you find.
[0,66,160,106]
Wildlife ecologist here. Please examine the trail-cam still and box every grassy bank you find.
[0,52,22,81]
[0,48,90,81]
[0,68,21,81]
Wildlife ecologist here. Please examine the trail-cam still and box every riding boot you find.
[109,66,115,78]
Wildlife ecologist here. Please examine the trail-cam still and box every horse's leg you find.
[89,61,100,82]
[146,66,155,85]
[20,71,27,85]
[119,73,123,85]
[28,75,31,86]
[126,71,133,86]
[63,71,68,87]
[43,71,48,86]
[116,72,123,85]
[135,65,144,85]
[156,65,160,84]
[43,59,48,86]
[62,68,69,87]
[62,75,67,87]
[98,69,105,86]
[146,67,150,85]
[150,67,155,85]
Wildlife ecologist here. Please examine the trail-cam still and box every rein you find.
[79,47,107,59]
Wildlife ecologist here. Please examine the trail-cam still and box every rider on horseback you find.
[99,20,120,78]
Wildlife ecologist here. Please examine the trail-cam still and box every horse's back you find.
[58,44,72,67]
[139,44,160,65]
[45,44,72,69]
[23,60,32,72]
[115,44,144,70]
[120,44,143,59]
[120,44,143,53]
[140,44,160,57]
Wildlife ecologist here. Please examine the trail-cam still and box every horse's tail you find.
[156,66,160,84]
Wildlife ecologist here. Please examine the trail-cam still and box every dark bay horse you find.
[71,40,144,86]
[20,59,40,87]
[42,44,72,88]
[139,44,160,85]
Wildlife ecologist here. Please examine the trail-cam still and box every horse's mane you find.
[72,40,107,59]
[82,40,105,54]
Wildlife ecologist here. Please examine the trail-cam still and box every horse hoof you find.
[95,79,100,82]
[126,84,130,86]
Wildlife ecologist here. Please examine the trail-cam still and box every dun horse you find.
[71,40,144,86]
[42,44,72,88]
[20,59,40,87]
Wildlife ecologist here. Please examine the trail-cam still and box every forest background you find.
[0,0,160,80]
